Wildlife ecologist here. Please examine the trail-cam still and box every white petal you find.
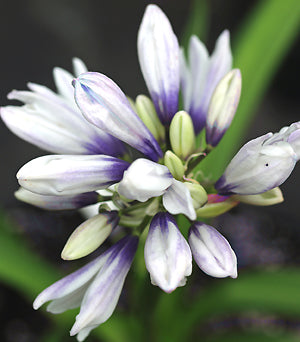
[15,187,99,210]
[216,133,297,195]
[70,235,138,339]
[163,179,196,220]
[17,155,129,196]
[206,69,241,146]
[118,158,173,202]
[189,222,237,278]
[202,30,233,112]
[1,106,89,154]
[138,4,180,124]
[145,213,192,293]
[53,67,75,101]
[33,253,108,310]
[74,72,162,161]
[73,57,88,77]
[181,36,209,113]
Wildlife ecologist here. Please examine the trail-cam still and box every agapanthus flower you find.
[1,3,299,341]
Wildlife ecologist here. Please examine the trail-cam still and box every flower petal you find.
[145,213,192,293]
[118,158,173,202]
[137,4,180,125]
[215,133,297,195]
[53,66,75,101]
[33,252,109,311]
[180,35,209,131]
[15,187,99,210]
[17,155,129,196]
[2,86,125,157]
[163,179,196,220]
[72,57,88,77]
[1,106,89,154]
[206,69,241,147]
[73,72,162,161]
[181,31,232,134]
[70,235,138,339]
[189,222,237,278]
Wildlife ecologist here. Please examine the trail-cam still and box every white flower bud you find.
[189,222,237,278]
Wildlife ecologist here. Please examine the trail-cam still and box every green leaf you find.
[180,0,209,51]
[0,212,61,298]
[198,0,300,180]
[159,268,300,342]
[202,331,300,342]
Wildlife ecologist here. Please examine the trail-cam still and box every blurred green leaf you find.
[157,268,300,342]
[202,331,300,342]
[181,0,209,50]
[198,0,300,180]
[0,212,61,297]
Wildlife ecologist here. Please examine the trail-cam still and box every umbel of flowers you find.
[1,4,300,341]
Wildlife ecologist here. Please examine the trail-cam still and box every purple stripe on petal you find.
[84,132,126,157]
[189,222,237,278]
[145,212,192,293]
[70,235,138,338]
[15,188,99,210]
[138,5,180,125]
[74,72,162,161]
[215,131,297,195]
[17,155,130,196]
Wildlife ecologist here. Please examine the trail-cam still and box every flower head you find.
[1,4,299,341]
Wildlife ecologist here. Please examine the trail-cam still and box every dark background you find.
[0,0,298,341]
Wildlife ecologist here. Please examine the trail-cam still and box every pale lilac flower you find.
[206,69,242,147]
[73,72,162,161]
[15,187,99,211]
[180,30,232,134]
[2,3,299,341]
[1,59,125,157]
[118,158,173,202]
[17,154,129,196]
[189,222,237,278]
[145,213,192,293]
[216,122,300,195]
[138,4,180,125]
[33,235,138,341]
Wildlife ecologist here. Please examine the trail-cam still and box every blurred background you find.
[0,0,299,341]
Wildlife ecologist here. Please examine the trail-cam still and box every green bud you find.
[135,95,165,142]
[61,212,119,260]
[184,182,208,209]
[127,96,137,111]
[169,111,195,159]
[164,150,185,180]
[206,69,241,147]
[232,187,283,206]
[196,195,238,218]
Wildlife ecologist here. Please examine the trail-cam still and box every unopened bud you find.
[169,111,195,159]
[184,182,208,209]
[164,150,185,180]
[189,222,237,278]
[61,211,119,260]
[196,194,238,218]
[206,69,241,147]
[232,187,283,206]
[135,95,165,142]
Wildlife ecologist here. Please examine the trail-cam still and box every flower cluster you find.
[1,4,299,341]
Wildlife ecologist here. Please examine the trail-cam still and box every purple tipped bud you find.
[189,222,237,278]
